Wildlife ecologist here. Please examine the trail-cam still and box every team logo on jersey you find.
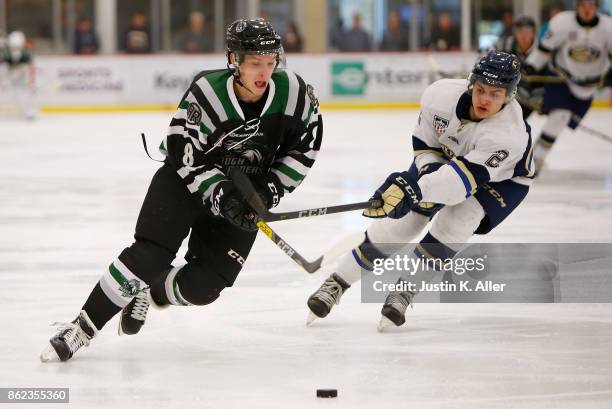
[568,46,601,63]
[120,279,141,298]
[186,103,202,125]
[433,115,449,135]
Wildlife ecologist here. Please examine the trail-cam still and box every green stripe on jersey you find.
[204,70,241,121]
[198,173,225,193]
[199,122,211,135]
[267,71,289,115]
[277,163,304,181]
[179,100,189,110]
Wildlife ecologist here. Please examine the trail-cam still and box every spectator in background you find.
[539,4,563,38]
[429,12,460,51]
[123,13,151,53]
[379,10,409,51]
[73,18,99,54]
[340,13,371,52]
[179,11,213,53]
[500,10,514,40]
[282,21,303,53]
[329,18,346,51]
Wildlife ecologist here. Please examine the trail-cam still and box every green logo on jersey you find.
[332,61,366,95]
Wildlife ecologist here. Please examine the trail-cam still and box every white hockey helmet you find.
[8,31,26,51]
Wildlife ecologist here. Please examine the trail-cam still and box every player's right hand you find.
[211,181,258,231]
[363,171,422,219]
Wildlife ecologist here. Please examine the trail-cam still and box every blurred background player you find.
[307,51,534,330]
[491,16,541,119]
[40,18,322,362]
[525,0,612,174]
[0,30,37,119]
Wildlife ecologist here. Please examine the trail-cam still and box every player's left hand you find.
[251,173,284,209]
[363,171,422,219]
[212,181,258,231]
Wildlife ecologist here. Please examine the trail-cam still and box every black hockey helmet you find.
[513,15,536,30]
[226,19,285,72]
[468,50,521,101]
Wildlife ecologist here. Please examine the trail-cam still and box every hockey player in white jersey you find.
[307,51,534,330]
[524,0,612,173]
[0,31,37,119]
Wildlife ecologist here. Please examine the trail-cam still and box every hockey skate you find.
[378,282,415,332]
[119,288,167,335]
[40,310,98,362]
[306,273,350,326]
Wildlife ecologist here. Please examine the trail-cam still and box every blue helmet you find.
[468,51,521,100]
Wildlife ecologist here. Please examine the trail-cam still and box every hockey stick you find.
[228,169,366,273]
[250,217,364,274]
[517,98,612,145]
[521,75,565,83]
[575,123,612,144]
[229,169,381,221]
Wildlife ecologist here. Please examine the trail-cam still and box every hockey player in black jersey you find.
[41,18,322,362]
[0,31,36,119]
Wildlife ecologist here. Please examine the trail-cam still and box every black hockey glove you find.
[251,173,284,209]
[363,171,422,219]
[211,181,258,231]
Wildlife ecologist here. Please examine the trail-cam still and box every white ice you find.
[1,109,612,409]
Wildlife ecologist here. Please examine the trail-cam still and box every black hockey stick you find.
[229,169,381,222]
[229,169,366,273]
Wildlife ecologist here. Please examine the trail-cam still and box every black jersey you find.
[1,47,32,67]
[160,68,322,203]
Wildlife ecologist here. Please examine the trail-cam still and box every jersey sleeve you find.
[161,77,227,203]
[527,14,566,70]
[269,80,322,194]
[418,127,526,205]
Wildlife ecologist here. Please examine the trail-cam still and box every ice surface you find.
[1,110,611,408]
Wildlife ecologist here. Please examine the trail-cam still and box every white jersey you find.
[526,11,612,99]
[413,79,534,206]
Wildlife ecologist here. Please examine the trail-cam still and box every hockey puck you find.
[316,389,338,398]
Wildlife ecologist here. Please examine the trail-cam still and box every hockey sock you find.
[336,212,430,285]
[82,258,148,329]
[81,283,121,330]
[150,266,193,306]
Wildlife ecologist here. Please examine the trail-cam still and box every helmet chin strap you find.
[236,76,257,97]
[230,57,257,98]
